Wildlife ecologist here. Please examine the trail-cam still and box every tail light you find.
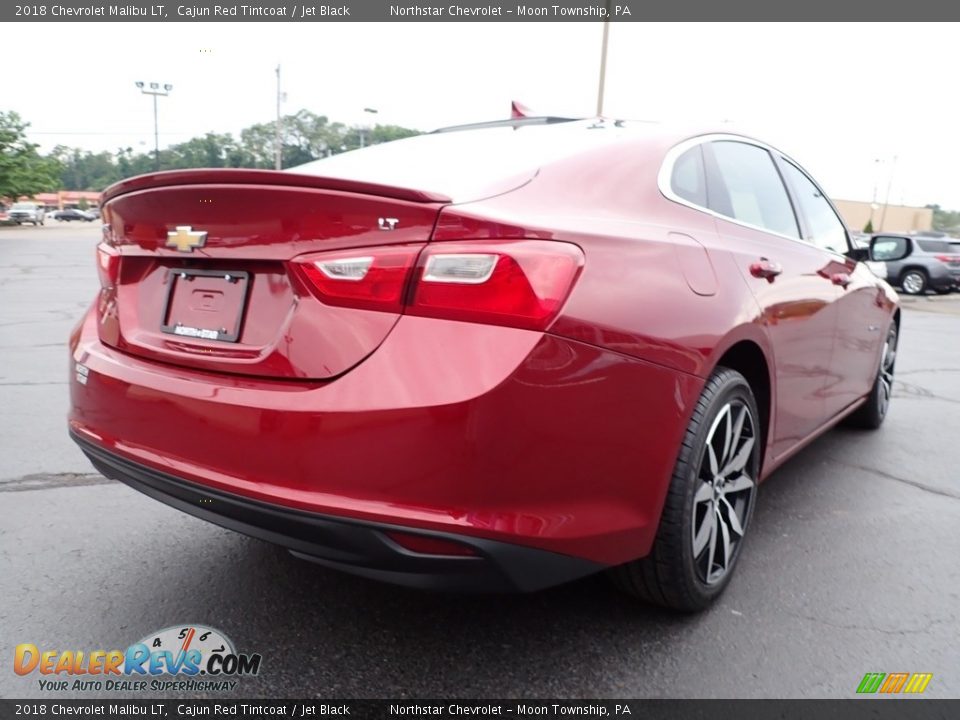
[292,244,423,312]
[934,255,960,263]
[410,241,584,330]
[292,240,583,331]
[96,243,120,289]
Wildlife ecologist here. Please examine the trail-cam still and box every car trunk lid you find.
[99,170,447,380]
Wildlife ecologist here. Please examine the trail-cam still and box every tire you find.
[934,287,951,295]
[899,269,928,295]
[845,321,898,429]
[610,367,761,612]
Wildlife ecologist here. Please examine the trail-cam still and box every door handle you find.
[831,273,852,288]
[750,258,783,283]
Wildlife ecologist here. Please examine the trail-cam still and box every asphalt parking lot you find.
[1,222,958,700]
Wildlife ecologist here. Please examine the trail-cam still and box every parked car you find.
[69,121,904,612]
[55,208,96,222]
[871,234,960,294]
[8,202,46,226]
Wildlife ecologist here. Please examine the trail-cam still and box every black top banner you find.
[3,0,958,21]
[1,700,958,720]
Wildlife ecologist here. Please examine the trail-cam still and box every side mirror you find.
[869,236,909,262]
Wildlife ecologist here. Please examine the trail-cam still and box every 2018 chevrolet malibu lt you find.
[68,119,904,611]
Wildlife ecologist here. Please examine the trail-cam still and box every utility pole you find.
[359,107,378,149]
[275,65,282,170]
[135,81,172,171]
[595,0,612,116]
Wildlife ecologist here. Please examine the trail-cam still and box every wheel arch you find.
[898,265,929,282]
[707,334,774,478]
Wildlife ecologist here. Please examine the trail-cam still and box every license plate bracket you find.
[160,269,250,343]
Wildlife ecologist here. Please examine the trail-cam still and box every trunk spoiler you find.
[101,168,452,206]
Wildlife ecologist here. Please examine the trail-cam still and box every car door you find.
[777,159,890,417]
[703,139,842,460]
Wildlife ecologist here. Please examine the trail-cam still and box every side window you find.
[916,239,953,253]
[708,141,800,239]
[780,161,848,254]
[670,146,707,207]
[872,236,909,261]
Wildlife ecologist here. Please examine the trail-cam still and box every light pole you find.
[879,155,898,232]
[135,81,172,171]
[869,158,880,230]
[359,107,378,149]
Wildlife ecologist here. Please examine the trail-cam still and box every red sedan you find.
[69,119,903,611]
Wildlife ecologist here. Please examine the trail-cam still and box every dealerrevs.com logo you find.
[14,625,262,692]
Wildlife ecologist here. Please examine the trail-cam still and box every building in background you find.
[32,191,102,211]
[833,199,932,234]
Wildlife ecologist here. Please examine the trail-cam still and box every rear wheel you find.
[610,367,760,612]
[900,269,928,295]
[846,322,898,429]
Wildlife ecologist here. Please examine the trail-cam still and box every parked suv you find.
[8,202,46,226]
[871,234,960,294]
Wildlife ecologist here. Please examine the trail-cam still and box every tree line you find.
[5,109,960,233]
[0,109,420,200]
[924,204,960,234]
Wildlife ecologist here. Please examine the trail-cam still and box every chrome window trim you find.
[657,133,850,258]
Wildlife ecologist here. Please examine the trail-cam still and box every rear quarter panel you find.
[435,137,769,381]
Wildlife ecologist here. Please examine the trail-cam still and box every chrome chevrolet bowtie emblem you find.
[166,226,208,252]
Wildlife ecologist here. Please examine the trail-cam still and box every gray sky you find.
[4,22,957,208]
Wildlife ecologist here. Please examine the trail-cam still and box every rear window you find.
[670,146,707,206]
[289,121,645,203]
[917,240,953,253]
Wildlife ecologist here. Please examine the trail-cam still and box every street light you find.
[135,81,173,171]
[359,107,378,149]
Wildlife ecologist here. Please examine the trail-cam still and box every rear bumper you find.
[925,264,958,289]
[74,432,602,592]
[69,305,702,577]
